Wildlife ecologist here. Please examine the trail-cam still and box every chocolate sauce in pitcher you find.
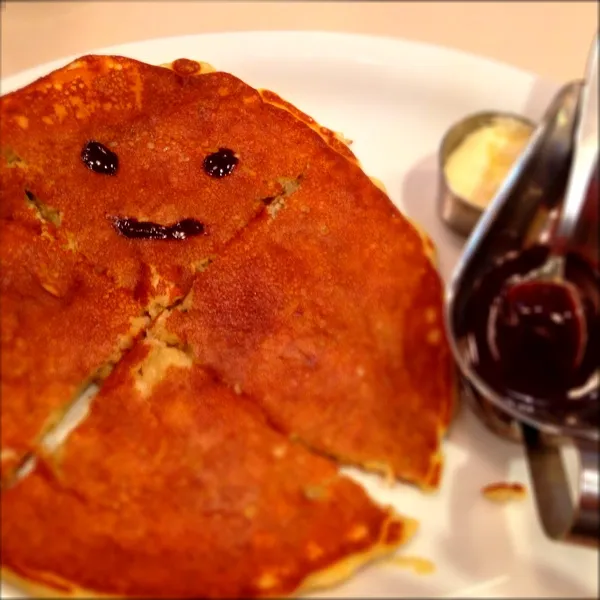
[463,244,600,429]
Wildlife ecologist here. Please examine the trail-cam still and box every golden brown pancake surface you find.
[1,339,414,598]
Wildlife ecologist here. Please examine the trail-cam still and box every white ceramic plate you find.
[1,31,597,599]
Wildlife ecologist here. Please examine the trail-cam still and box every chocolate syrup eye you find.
[81,141,119,175]
[203,148,238,178]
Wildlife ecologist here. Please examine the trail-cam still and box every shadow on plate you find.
[400,152,464,281]
[438,409,518,578]
[401,150,517,580]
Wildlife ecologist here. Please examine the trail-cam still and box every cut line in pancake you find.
[2,337,418,598]
[0,158,303,486]
[4,383,99,490]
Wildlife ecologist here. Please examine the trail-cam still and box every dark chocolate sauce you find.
[111,217,205,240]
[489,280,586,397]
[81,141,119,175]
[464,245,599,427]
[203,148,238,178]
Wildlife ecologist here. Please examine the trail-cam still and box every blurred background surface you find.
[1,1,597,81]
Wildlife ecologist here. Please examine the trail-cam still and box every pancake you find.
[0,218,146,483]
[1,338,416,598]
[162,143,454,489]
[1,54,455,596]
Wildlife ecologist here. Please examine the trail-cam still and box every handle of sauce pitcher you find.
[522,423,599,548]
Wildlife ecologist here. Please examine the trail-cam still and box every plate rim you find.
[1,29,544,95]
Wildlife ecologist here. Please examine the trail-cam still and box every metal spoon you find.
[542,35,598,268]
[497,34,598,370]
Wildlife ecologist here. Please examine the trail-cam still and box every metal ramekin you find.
[438,111,536,237]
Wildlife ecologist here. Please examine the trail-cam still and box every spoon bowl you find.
[497,262,589,372]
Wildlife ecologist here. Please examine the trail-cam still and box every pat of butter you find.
[444,117,533,209]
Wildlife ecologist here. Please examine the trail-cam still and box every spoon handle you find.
[553,34,599,255]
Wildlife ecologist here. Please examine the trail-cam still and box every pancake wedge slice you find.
[0,220,148,484]
[163,146,455,490]
[1,338,416,598]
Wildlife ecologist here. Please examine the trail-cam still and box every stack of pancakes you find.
[0,56,454,598]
